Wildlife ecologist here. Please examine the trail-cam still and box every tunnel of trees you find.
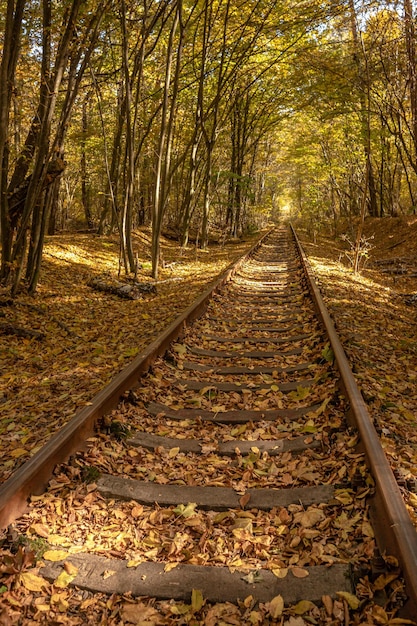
[0,0,416,292]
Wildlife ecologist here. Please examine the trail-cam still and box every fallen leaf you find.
[19,572,48,592]
[164,562,179,572]
[191,589,204,612]
[294,507,325,528]
[239,493,251,509]
[64,561,79,576]
[10,447,29,459]
[268,594,284,618]
[54,569,77,589]
[174,502,197,518]
[291,567,309,578]
[122,602,161,624]
[284,617,306,626]
[272,568,288,579]
[43,550,69,562]
[28,523,50,538]
[293,600,315,614]
[336,591,360,609]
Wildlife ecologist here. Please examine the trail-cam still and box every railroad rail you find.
[1,225,417,622]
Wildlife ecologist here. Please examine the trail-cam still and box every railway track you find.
[1,226,417,624]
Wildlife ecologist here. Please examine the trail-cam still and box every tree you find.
[0,0,109,293]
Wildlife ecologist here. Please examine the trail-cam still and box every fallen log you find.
[88,278,156,300]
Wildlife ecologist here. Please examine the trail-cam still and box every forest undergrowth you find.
[0,228,256,482]
[1,219,417,625]
[299,216,417,530]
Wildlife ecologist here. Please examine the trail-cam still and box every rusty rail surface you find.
[291,224,417,617]
[0,231,270,527]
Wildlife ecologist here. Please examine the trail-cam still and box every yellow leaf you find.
[174,502,197,518]
[48,534,71,546]
[54,569,77,589]
[20,572,48,592]
[102,570,116,580]
[336,591,360,609]
[268,595,284,618]
[169,447,180,458]
[361,520,374,538]
[43,550,69,562]
[334,490,354,505]
[373,572,399,591]
[408,493,417,507]
[10,448,27,458]
[191,589,204,612]
[51,592,68,603]
[51,592,69,611]
[164,562,179,572]
[271,568,288,578]
[127,558,143,568]
[80,598,98,610]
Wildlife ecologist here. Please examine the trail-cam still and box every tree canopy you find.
[1,0,416,291]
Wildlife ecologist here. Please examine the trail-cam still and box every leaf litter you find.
[0,228,253,481]
[1,221,416,624]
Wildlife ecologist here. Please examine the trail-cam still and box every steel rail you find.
[291,225,417,617]
[0,231,271,528]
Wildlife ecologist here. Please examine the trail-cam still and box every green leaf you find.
[293,600,316,614]
[336,591,360,609]
[321,343,334,363]
[173,502,197,518]
[191,589,204,612]
[289,385,310,401]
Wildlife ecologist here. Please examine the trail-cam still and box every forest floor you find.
[1,217,417,499]
[297,215,417,529]
[0,229,258,482]
[1,217,417,624]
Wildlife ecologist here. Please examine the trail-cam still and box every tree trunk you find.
[81,96,93,229]
[0,0,26,282]
[152,0,182,280]
[348,0,378,217]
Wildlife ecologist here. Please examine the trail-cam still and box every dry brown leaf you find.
[239,493,251,509]
[291,567,309,578]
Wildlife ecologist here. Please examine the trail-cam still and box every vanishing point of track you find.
[1,225,417,621]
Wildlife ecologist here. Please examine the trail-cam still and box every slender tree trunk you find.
[348,0,378,217]
[81,96,93,229]
[119,0,136,273]
[0,0,26,282]
[200,145,213,248]
[152,0,182,279]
